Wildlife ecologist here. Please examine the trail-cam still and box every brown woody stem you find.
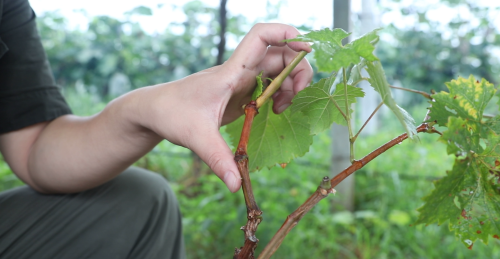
[258,123,438,259]
[234,51,309,259]
[234,101,262,259]
[257,177,335,259]
[330,123,431,188]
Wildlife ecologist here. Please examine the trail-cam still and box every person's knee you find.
[111,167,180,212]
[108,167,185,258]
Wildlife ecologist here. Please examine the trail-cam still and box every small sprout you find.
[321,176,331,189]
[251,71,265,100]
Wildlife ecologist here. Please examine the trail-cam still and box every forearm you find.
[0,23,314,194]
[7,87,162,193]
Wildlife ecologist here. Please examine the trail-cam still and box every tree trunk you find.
[357,0,380,136]
[191,0,228,175]
[216,0,227,66]
[331,0,355,212]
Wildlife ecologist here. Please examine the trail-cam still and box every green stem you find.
[256,51,308,109]
[331,98,348,121]
[342,68,354,162]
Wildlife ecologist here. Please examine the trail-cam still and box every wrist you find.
[107,87,163,145]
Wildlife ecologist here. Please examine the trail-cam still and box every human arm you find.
[0,23,313,194]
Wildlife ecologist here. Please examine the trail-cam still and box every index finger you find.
[227,23,312,71]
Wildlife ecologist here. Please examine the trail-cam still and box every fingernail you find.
[276,103,290,114]
[224,171,240,193]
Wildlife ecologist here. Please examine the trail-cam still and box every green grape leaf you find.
[415,157,500,248]
[290,74,365,134]
[285,27,350,46]
[285,28,380,72]
[429,76,496,127]
[252,71,264,100]
[365,60,417,138]
[440,117,482,155]
[347,59,366,85]
[483,116,500,136]
[226,101,313,171]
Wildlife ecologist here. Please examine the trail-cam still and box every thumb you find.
[189,130,241,193]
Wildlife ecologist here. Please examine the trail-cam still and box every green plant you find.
[225,28,500,258]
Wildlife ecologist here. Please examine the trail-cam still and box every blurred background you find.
[1,0,500,258]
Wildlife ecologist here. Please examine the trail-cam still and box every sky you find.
[28,0,500,41]
[29,0,343,34]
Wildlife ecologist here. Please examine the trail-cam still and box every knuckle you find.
[206,151,224,173]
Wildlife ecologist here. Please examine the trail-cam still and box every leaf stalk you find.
[389,85,432,100]
[352,101,384,142]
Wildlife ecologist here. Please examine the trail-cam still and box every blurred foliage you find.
[37,1,247,98]
[374,0,500,104]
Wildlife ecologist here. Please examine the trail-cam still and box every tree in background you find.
[373,0,500,103]
[37,1,247,99]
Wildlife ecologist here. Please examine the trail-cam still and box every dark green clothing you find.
[0,167,186,259]
[0,0,185,258]
[0,0,72,134]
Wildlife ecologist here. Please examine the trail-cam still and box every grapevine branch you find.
[257,122,440,259]
[256,177,336,259]
[233,50,308,259]
[233,101,261,259]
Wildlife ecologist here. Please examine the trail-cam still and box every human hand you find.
[138,23,312,193]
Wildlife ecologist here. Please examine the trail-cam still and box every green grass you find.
[1,90,500,258]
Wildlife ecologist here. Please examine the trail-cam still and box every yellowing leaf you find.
[417,76,500,248]
[430,76,495,127]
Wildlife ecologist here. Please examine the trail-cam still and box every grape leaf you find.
[440,117,482,156]
[285,28,380,72]
[290,74,365,134]
[429,76,496,127]
[226,101,313,171]
[416,76,500,248]
[347,59,366,85]
[415,157,500,248]
[365,60,417,138]
[252,71,264,101]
